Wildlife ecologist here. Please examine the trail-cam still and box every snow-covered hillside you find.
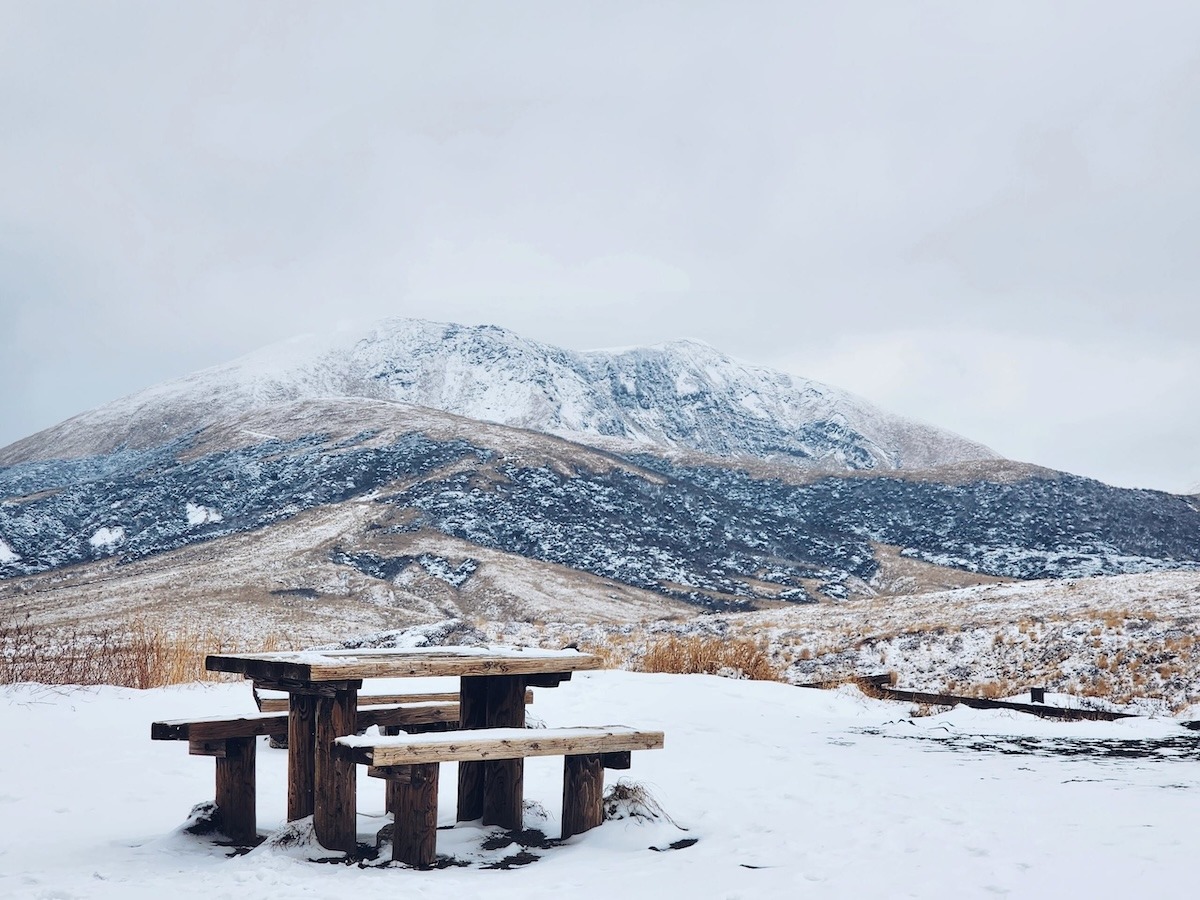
[0,317,997,470]
[3,403,1196,598]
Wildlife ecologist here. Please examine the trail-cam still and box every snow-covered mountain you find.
[0,318,997,470]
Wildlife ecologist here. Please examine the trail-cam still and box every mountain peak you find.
[0,316,998,470]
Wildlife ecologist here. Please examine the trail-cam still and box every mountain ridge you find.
[2,399,1196,603]
[0,317,998,473]
[4,318,1196,627]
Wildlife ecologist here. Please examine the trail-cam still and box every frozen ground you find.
[2,670,1198,899]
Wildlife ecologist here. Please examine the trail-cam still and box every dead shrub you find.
[909,703,952,718]
[578,634,641,670]
[636,635,783,682]
[603,780,678,826]
[975,680,1013,700]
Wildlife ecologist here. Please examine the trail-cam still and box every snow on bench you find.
[150,703,461,844]
[335,725,665,867]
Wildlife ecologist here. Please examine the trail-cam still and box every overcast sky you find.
[2,2,1198,493]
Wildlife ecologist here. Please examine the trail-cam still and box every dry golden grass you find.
[908,702,953,718]
[975,680,1013,699]
[1164,634,1195,653]
[576,633,643,670]
[636,635,784,681]
[0,611,295,689]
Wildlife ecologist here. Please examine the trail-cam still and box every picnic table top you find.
[205,645,602,683]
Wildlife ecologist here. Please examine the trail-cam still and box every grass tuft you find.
[636,635,783,681]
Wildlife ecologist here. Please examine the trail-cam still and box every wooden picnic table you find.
[205,646,601,851]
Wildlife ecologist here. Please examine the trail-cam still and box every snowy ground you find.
[3,670,1199,899]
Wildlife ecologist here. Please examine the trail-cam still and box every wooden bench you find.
[252,688,534,714]
[335,726,665,867]
[151,703,461,844]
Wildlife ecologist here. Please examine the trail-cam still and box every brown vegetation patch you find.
[0,611,295,688]
[636,635,783,681]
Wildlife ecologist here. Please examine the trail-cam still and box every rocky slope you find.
[3,319,1196,628]
[2,400,1197,616]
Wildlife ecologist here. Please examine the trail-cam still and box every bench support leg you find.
[481,675,526,829]
[287,693,317,821]
[393,763,440,868]
[456,676,488,820]
[561,753,605,839]
[314,686,358,852]
[214,736,257,844]
[482,755,523,829]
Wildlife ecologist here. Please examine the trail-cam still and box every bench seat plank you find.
[342,725,664,863]
[255,690,533,713]
[336,726,665,767]
[152,703,461,742]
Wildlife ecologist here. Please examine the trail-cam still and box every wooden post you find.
[456,676,489,821]
[482,675,526,829]
[214,736,257,844]
[561,753,605,839]
[393,763,440,867]
[287,693,317,821]
[314,685,358,851]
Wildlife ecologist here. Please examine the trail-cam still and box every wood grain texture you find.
[255,690,532,712]
[188,738,227,757]
[287,693,317,821]
[153,702,460,744]
[339,727,665,767]
[561,753,605,839]
[482,755,522,830]
[313,687,357,852]
[155,713,287,742]
[358,703,460,729]
[456,676,489,821]
[392,763,440,868]
[208,649,600,682]
[481,675,527,828]
[250,677,362,697]
[214,736,257,844]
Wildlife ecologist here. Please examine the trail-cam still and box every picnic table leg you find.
[456,675,488,821]
[561,753,605,839]
[482,675,526,830]
[287,693,317,821]
[214,736,257,844]
[314,685,358,851]
[393,763,440,867]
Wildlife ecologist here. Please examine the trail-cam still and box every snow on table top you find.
[224,645,593,663]
[208,644,601,680]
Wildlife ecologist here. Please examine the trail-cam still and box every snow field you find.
[2,670,1198,899]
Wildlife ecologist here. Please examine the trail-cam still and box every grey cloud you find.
[2,1,1198,491]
